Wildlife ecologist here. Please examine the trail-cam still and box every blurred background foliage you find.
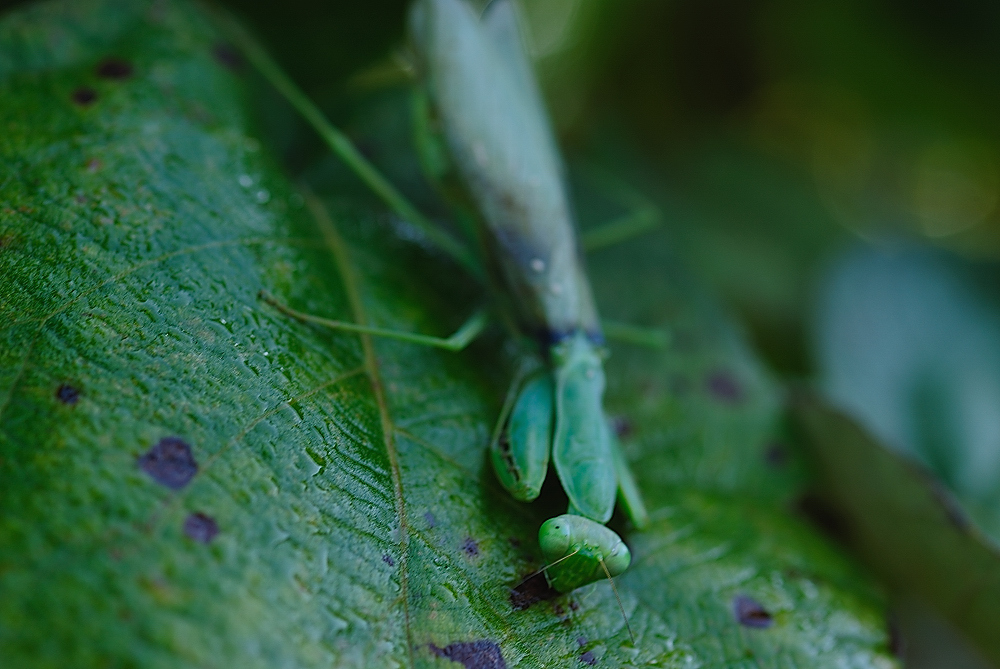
[5,0,998,664]
[104,0,1000,378]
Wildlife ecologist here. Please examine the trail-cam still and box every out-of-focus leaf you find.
[814,247,1000,537]
[0,0,896,666]
[805,245,1000,663]
[795,398,1000,666]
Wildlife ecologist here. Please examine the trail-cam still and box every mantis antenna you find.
[518,546,582,582]
[517,545,635,645]
[598,557,635,645]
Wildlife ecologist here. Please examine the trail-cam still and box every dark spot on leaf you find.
[733,595,773,628]
[611,415,633,439]
[706,370,743,403]
[212,42,245,71]
[510,571,558,610]
[382,554,395,567]
[764,442,786,467]
[568,600,579,611]
[56,383,79,405]
[72,87,97,106]
[137,437,198,489]
[96,57,133,80]
[183,512,218,543]
[428,640,507,669]
[461,537,479,557]
[508,536,521,548]
[85,158,102,173]
[576,636,587,647]
[423,511,437,528]
[553,604,565,617]
[580,650,597,665]
[796,493,850,543]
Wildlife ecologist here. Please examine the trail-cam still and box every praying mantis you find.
[221,0,657,611]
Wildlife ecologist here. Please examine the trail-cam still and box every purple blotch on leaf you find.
[138,437,198,489]
[183,512,218,543]
[733,595,773,628]
[423,511,437,528]
[382,554,395,567]
[429,640,507,669]
[707,370,743,403]
[462,537,479,557]
[56,383,79,405]
[611,415,634,439]
[212,42,245,71]
[96,57,133,80]
[72,87,97,105]
[580,650,597,665]
[510,571,558,610]
[764,442,787,467]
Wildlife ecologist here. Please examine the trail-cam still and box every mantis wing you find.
[410,0,598,338]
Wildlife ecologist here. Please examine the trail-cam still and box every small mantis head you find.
[538,514,631,585]
[537,514,635,642]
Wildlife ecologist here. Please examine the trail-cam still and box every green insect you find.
[220,0,657,605]
[408,0,651,588]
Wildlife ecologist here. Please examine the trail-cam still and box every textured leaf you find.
[0,0,896,666]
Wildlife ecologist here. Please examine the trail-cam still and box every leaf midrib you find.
[304,192,417,666]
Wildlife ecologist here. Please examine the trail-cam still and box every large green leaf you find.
[0,0,896,666]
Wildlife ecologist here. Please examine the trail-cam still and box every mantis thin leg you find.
[601,320,669,349]
[579,165,663,253]
[260,290,490,351]
[610,431,649,530]
[518,547,582,583]
[213,11,482,280]
[598,557,635,645]
[582,207,662,252]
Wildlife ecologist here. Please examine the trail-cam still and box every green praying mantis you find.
[221,0,658,623]
[407,0,650,598]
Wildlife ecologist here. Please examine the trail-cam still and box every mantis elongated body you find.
[219,0,652,602]
[409,0,648,594]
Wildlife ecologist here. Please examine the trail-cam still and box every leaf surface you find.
[0,1,896,666]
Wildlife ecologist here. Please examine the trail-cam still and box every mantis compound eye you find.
[538,517,572,560]
[603,540,631,577]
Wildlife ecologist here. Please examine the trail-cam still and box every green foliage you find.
[796,399,1000,666]
[0,0,896,666]
[803,248,1000,664]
